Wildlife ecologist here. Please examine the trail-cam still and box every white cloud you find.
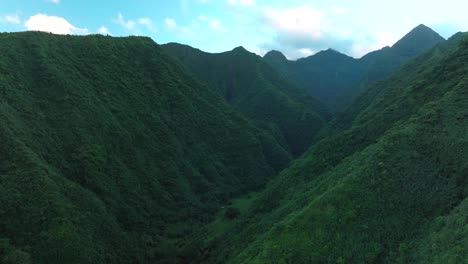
[114,13,156,33]
[48,0,60,3]
[138,18,152,27]
[25,14,88,35]
[198,15,207,21]
[251,4,393,59]
[115,13,136,30]
[262,6,325,41]
[3,14,20,24]
[196,15,224,32]
[165,18,177,31]
[210,19,221,31]
[164,18,198,38]
[298,48,314,57]
[138,17,156,32]
[98,26,110,35]
[350,31,397,58]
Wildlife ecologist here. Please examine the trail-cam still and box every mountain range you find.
[0,32,290,263]
[161,43,331,156]
[193,29,468,264]
[0,24,466,264]
[263,24,445,111]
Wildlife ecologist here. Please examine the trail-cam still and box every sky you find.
[1,0,468,59]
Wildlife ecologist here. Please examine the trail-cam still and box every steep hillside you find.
[162,43,331,156]
[0,32,291,263]
[194,34,468,263]
[264,24,445,111]
[325,31,468,135]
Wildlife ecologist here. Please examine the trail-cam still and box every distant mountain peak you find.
[232,46,248,53]
[320,48,340,55]
[391,24,445,56]
[310,48,351,60]
[415,23,431,30]
[263,50,288,62]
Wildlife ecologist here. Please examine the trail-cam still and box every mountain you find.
[263,50,288,62]
[191,33,468,263]
[0,32,292,263]
[1,29,466,264]
[264,24,446,111]
[324,30,468,135]
[162,43,331,156]
[391,24,448,56]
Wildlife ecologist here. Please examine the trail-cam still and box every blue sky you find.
[1,0,467,59]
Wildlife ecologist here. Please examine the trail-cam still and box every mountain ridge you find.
[0,31,292,263]
[194,31,468,264]
[263,24,446,111]
[162,42,332,156]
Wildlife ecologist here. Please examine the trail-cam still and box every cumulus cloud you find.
[115,13,136,30]
[25,14,88,35]
[350,31,397,57]
[98,26,110,35]
[114,13,156,33]
[138,17,156,32]
[164,18,198,39]
[236,4,396,59]
[165,18,177,31]
[196,15,224,32]
[210,19,222,31]
[262,6,325,41]
[3,14,21,24]
[298,48,315,57]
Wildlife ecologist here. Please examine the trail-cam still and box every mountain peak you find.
[310,48,351,60]
[263,50,288,62]
[232,46,248,53]
[319,48,340,55]
[414,23,432,31]
[391,24,445,56]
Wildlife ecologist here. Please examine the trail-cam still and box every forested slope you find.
[0,32,291,263]
[162,43,331,156]
[194,34,468,264]
[264,24,445,111]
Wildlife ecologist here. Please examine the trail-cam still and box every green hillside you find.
[193,34,468,263]
[0,28,466,264]
[0,32,292,263]
[324,31,468,136]
[162,43,331,156]
[264,24,445,111]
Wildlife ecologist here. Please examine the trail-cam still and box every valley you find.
[0,23,466,264]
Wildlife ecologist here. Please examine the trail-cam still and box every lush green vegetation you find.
[264,24,445,111]
[0,28,466,264]
[162,44,331,156]
[0,32,292,263]
[189,34,468,263]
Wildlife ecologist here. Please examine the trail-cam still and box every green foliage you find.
[194,35,468,263]
[0,32,290,263]
[0,30,466,264]
[0,239,31,264]
[224,207,241,220]
[162,43,331,156]
[408,198,468,263]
